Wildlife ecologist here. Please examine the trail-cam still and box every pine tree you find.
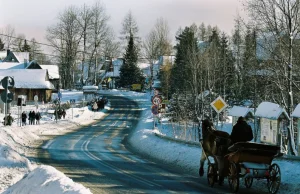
[22,40,31,52]
[171,27,197,94]
[241,28,259,102]
[219,33,235,101]
[118,33,144,87]
[198,23,206,41]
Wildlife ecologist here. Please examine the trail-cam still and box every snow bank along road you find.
[35,95,260,194]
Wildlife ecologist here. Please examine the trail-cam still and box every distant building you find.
[0,50,60,92]
[0,69,55,112]
[0,50,7,61]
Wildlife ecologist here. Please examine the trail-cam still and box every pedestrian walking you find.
[21,111,27,126]
[32,111,36,125]
[62,109,66,119]
[28,111,32,125]
[58,109,62,119]
[35,111,41,125]
[93,102,98,112]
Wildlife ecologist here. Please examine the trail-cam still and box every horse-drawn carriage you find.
[200,119,282,194]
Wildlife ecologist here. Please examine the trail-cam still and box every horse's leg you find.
[199,149,206,177]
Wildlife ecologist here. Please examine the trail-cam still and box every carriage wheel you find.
[245,177,253,188]
[207,164,215,187]
[267,163,281,194]
[228,162,239,193]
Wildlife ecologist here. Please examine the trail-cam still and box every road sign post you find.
[58,91,62,101]
[0,76,14,125]
[70,99,75,119]
[152,95,162,106]
[151,105,159,128]
[151,94,162,129]
[34,95,38,111]
[210,96,227,125]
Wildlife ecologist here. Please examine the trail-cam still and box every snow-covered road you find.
[1,89,299,194]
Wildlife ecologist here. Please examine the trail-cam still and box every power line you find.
[0,33,171,61]
[0,33,54,48]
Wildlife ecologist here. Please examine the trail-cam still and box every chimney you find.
[24,59,28,68]
[7,49,10,57]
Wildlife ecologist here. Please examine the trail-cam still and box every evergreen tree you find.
[198,23,206,41]
[206,29,221,92]
[22,39,31,52]
[118,33,144,87]
[171,27,198,94]
[219,33,235,101]
[0,38,4,50]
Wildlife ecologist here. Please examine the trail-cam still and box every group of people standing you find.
[91,97,107,111]
[21,111,41,126]
[54,109,66,120]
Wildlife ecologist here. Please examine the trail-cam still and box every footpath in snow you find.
[0,89,299,194]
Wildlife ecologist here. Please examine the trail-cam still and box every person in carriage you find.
[230,116,253,145]
[217,116,254,185]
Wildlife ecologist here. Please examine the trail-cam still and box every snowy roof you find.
[0,62,26,69]
[0,51,6,59]
[13,52,29,63]
[228,106,254,117]
[0,69,55,89]
[255,102,289,120]
[40,65,60,79]
[292,104,300,118]
[138,63,150,70]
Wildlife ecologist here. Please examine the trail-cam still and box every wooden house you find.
[0,50,60,92]
[0,69,55,111]
[228,106,254,126]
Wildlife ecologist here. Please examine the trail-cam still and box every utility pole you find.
[111,57,114,89]
[95,49,97,85]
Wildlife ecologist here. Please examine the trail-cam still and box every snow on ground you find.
[4,165,91,194]
[1,89,300,193]
[0,90,110,193]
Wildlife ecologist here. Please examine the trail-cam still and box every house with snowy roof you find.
[228,106,254,126]
[291,104,300,155]
[0,69,55,113]
[255,102,289,150]
[0,50,60,91]
[101,58,153,89]
[0,50,6,61]
[2,50,30,63]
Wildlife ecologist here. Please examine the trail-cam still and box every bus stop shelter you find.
[255,102,289,153]
[291,104,300,155]
[228,106,254,126]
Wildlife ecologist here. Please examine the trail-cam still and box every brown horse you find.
[199,119,230,177]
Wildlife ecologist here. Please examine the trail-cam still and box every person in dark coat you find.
[230,116,253,145]
[22,111,27,126]
[32,111,36,125]
[3,113,14,126]
[57,109,62,119]
[35,111,41,125]
[62,109,66,119]
[215,117,253,186]
[28,111,32,125]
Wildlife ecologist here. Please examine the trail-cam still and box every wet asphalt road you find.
[37,95,268,194]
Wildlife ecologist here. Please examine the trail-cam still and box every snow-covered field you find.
[0,89,299,194]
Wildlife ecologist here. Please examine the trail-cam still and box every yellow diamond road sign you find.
[210,96,227,113]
